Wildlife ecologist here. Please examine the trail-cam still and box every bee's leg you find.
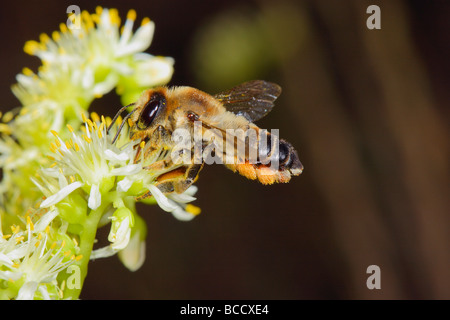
[150,125,173,149]
[173,163,204,193]
[156,163,204,194]
[135,163,204,200]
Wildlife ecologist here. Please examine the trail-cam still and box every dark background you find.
[1,0,449,299]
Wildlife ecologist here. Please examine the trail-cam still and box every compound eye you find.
[138,94,165,129]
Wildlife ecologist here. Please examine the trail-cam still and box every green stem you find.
[61,197,111,300]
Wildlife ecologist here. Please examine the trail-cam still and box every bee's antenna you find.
[107,103,135,134]
[111,108,136,144]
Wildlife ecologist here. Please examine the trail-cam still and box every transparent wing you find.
[213,80,282,122]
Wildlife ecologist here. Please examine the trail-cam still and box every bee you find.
[109,80,303,197]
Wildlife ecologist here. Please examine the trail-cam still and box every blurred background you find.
[1,0,449,299]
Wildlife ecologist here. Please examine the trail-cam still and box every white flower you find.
[39,118,140,210]
[148,184,201,221]
[118,222,146,272]
[0,210,79,300]
[14,7,174,111]
[39,115,201,217]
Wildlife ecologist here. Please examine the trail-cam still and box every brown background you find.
[0,0,449,299]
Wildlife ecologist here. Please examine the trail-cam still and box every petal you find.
[147,184,178,212]
[90,246,117,260]
[118,232,146,272]
[40,181,83,208]
[110,164,142,176]
[88,184,101,210]
[170,206,196,221]
[0,252,13,267]
[16,281,39,300]
[104,149,130,161]
[0,270,23,281]
[109,216,131,251]
[115,21,154,57]
[168,192,196,203]
[117,177,133,192]
[33,209,59,233]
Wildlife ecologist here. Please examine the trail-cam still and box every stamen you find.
[91,112,100,123]
[27,216,34,231]
[141,17,151,26]
[127,9,137,21]
[67,124,74,133]
[185,204,201,216]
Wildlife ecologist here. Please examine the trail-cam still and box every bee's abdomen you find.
[227,132,303,185]
[277,139,303,175]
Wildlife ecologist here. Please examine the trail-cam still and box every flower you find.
[1,6,174,222]
[35,113,201,266]
[39,114,201,218]
[0,209,80,300]
[14,7,174,112]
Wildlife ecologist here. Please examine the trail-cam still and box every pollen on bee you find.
[140,141,146,149]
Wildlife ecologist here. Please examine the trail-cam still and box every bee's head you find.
[129,89,167,140]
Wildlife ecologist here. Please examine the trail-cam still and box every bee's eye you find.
[138,94,165,129]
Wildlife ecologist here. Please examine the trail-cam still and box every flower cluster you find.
[0,207,80,300]
[0,7,199,299]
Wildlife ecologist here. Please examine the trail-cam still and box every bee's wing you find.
[213,80,282,122]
